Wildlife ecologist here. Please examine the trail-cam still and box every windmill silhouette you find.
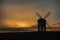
[36,12,51,32]
[32,8,51,32]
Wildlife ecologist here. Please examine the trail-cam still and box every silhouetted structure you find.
[38,18,46,32]
[36,12,51,32]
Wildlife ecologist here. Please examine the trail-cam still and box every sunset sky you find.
[0,0,60,28]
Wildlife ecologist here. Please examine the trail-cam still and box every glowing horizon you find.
[0,0,60,28]
[2,19,37,28]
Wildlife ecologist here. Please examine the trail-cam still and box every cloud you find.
[51,23,60,27]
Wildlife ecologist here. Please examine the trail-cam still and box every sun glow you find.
[3,20,36,28]
[16,23,30,28]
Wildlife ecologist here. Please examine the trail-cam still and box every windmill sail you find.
[46,22,52,29]
[32,8,42,18]
[44,12,51,19]
[46,22,51,27]
[36,12,42,18]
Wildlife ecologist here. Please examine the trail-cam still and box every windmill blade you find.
[44,12,51,19]
[32,8,42,18]
[46,23,52,28]
[46,23,50,27]
[46,22,52,28]
[36,12,42,18]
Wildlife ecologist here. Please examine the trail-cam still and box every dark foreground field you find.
[0,27,60,33]
[0,31,59,39]
[0,27,60,39]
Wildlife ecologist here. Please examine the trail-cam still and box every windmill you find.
[32,8,51,32]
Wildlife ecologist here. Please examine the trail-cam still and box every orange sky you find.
[2,19,37,28]
[1,4,60,28]
[0,0,60,28]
